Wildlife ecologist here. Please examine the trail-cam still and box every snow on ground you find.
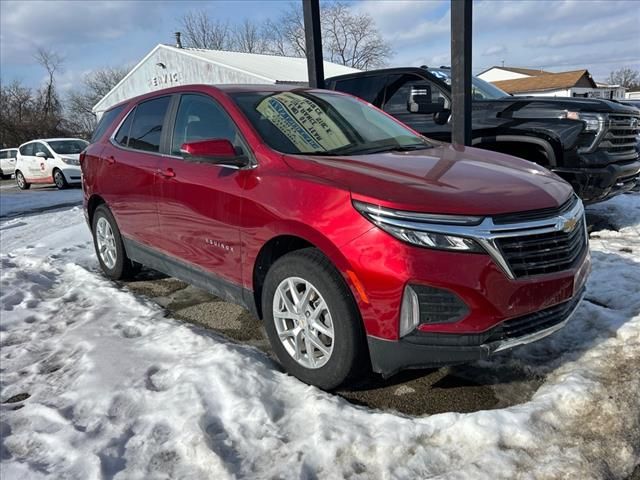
[0,196,639,479]
[0,188,82,218]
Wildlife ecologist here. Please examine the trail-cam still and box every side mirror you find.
[407,84,446,114]
[433,109,451,125]
[180,139,249,169]
[35,151,47,159]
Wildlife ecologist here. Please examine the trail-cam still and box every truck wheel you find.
[91,205,138,280]
[53,169,68,189]
[15,171,30,190]
[262,248,367,390]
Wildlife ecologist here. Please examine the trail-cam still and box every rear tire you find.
[91,205,138,280]
[53,169,68,190]
[15,171,30,190]
[262,248,367,390]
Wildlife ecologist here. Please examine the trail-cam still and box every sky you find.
[1,0,639,93]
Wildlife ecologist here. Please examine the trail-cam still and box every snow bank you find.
[0,195,639,479]
[0,188,82,218]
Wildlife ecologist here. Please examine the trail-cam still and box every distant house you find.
[626,87,640,100]
[478,66,626,99]
[93,43,360,118]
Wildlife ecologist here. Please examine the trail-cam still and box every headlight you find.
[353,201,485,252]
[561,111,605,132]
[61,157,80,165]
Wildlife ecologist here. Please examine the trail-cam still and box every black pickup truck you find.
[326,67,640,204]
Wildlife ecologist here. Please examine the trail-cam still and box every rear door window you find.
[127,96,171,152]
[332,76,387,106]
[92,105,125,143]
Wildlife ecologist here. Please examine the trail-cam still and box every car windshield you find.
[48,140,89,155]
[230,90,432,156]
[428,68,510,100]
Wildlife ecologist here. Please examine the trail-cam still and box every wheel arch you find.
[87,194,107,229]
[251,231,356,319]
[472,135,559,167]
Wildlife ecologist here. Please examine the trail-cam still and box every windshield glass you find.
[429,68,509,100]
[230,90,431,156]
[48,140,89,155]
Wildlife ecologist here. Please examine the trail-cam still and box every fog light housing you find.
[399,285,420,337]
[399,284,470,337]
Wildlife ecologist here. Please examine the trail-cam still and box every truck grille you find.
[495,217,587,278]
[600,114,640,157]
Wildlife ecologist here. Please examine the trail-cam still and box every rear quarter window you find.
[20,143,34,156]
[91,105,126,143]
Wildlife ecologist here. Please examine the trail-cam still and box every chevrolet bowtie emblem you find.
[559,215,579,233]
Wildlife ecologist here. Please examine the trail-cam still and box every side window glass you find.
[128,96,170,152]
[0,152,6,159]
[20,143,34,156]
[333,76,387,105]
[114,108,135,147]
[171,94,239,156]
[383,75,449,114]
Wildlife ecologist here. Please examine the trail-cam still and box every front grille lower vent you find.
[412,285,469,324]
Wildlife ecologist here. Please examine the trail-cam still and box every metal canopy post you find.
[450,0,472,146]
[302,0,325,89]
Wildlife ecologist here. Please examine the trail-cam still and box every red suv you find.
[82,85,591,389]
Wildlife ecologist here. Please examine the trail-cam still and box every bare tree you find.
[608,67,640,89]
[176,2,390,69]
[263,2,390,68]
[66,66,128,137]
[234,19,267,53]
[34,47,64,120]
[322,2,391,70]
[179,10,234,50]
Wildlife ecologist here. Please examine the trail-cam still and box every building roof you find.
[492,69,597,94]
[174,46,360,82]
[93,44,360,113]
[478,66,552,76]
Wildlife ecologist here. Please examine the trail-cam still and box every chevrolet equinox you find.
[82,85,591,389]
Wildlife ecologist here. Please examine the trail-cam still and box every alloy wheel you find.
[96,217,117,269]
[54,171,65,188]
[16,172,25,189]
[272,277,334,369]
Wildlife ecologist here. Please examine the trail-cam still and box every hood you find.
[283,144,573,216]
[479,96,639,115]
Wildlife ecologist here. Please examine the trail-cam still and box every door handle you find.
[159,168,176,178]
[106,156,116,165]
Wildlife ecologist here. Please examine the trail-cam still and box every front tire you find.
[15,171,30,190]
[53,169,68,189]
[91,205,138,280]
[262,248,367,390]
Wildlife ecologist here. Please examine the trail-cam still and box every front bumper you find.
[60,166,82,184]
[552,159,640,204]
[368,288,585,377]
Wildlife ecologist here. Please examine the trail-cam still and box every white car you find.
[15,138,88,190]
[0,148,18,179]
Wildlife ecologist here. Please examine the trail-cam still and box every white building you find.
[93,44,360,117]
[478,66,626,100]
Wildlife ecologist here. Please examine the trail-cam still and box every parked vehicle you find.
[618,99,640,110]
[82,85,590,389]
[0,148,18,179]
[15,138,88,190]
[326,67,640,204]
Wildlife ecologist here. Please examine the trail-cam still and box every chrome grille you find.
[495,217,587,278]
[599,114,640,157]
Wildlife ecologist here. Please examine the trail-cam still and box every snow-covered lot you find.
[1,195,639,479]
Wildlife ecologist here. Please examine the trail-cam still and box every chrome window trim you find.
[357,195,587,280]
